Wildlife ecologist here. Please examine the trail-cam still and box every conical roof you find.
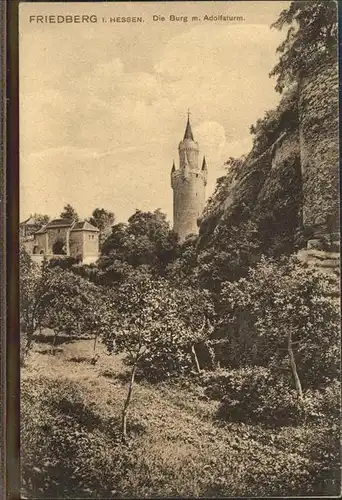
[202,156,207,170]
[183,115,194,141]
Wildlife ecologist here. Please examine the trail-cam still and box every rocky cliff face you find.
[298,61,339,247]
[199,60,339,260]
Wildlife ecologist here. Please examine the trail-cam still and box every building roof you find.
[20,215,37,226]
[45,218,74,228]
[183,115,194,141]
[33,218,99,235]
[35,225,48,234]
[70,220,99,232]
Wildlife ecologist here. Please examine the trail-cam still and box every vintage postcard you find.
[18,1,340,498]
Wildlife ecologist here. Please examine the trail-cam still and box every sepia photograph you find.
[19,1,340,497]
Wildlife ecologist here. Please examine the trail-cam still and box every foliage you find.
[166,235,199,287]
[253,151,303,257]
[60,204,79,222]
[42,267,105,345]
[249,86,298,154]
[51,239,67,255]
[197,221,261,293]
[270,1,338,93]
[218,257,340,386]
[47,256,81,269]
[21,377,131,498]
[169,220,261,294]
[200,367,340,426]
[105,273,214,366]
[21,365,339,498]
[100,209,179,282]
[20,247,50,355]
[101,272,214,437]
[31,213,50,230]
[88,207,115,247]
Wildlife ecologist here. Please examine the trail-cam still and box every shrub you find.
[200,367,340,426]
[137,345,194,382]
[218,257,340,387]
[47,256,81,269]
[21,373,340,497]
[21,377,138,498]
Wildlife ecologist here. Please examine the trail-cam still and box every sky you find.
[20,1,290,225]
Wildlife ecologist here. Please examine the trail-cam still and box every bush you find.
[306,419,341,495]
[137,345,194,382]
[47,256,81,269]
[21,377,138,498]
[21,372,340,497]
[218,257,340,387]
[200,367,340,426]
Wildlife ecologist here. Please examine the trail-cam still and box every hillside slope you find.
[21,337,338,498]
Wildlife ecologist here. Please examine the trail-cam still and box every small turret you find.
[171,160,176,189]
[202,156,208,185]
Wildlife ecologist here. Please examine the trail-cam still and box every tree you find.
[197,221,261,293]
[42,267,102,353]
[20,246,50,356]
[101,273,214,440]
[52,239,67,255]
[88,208,115,247]
[60,204,79,222]
[166,235,199,287]
[32,213,50,230]
[100,209,179,281]
[270,1,338,92]
[219,257,340,393]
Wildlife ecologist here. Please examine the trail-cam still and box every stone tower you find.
[171,114,207,242]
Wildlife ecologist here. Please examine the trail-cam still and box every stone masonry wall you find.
[47,227,70,254]
[69,231,84,259]
[173,171,206,241]
[82,231,99,259]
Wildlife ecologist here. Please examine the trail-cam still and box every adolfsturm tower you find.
[171,113,208,242]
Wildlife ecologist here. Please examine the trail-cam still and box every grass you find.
[21,334,340,498]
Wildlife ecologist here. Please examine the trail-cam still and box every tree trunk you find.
[191,344,201,374]
[205,341,216,370]
[288,330,303,400]
[121,362,138,441]
[91,334,99,365]
[51,331,58,355]
[25,329,35,357]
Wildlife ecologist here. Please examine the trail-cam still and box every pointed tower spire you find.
[171,159,176,172]
[202,156,207,170]
[183,110,194,141]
